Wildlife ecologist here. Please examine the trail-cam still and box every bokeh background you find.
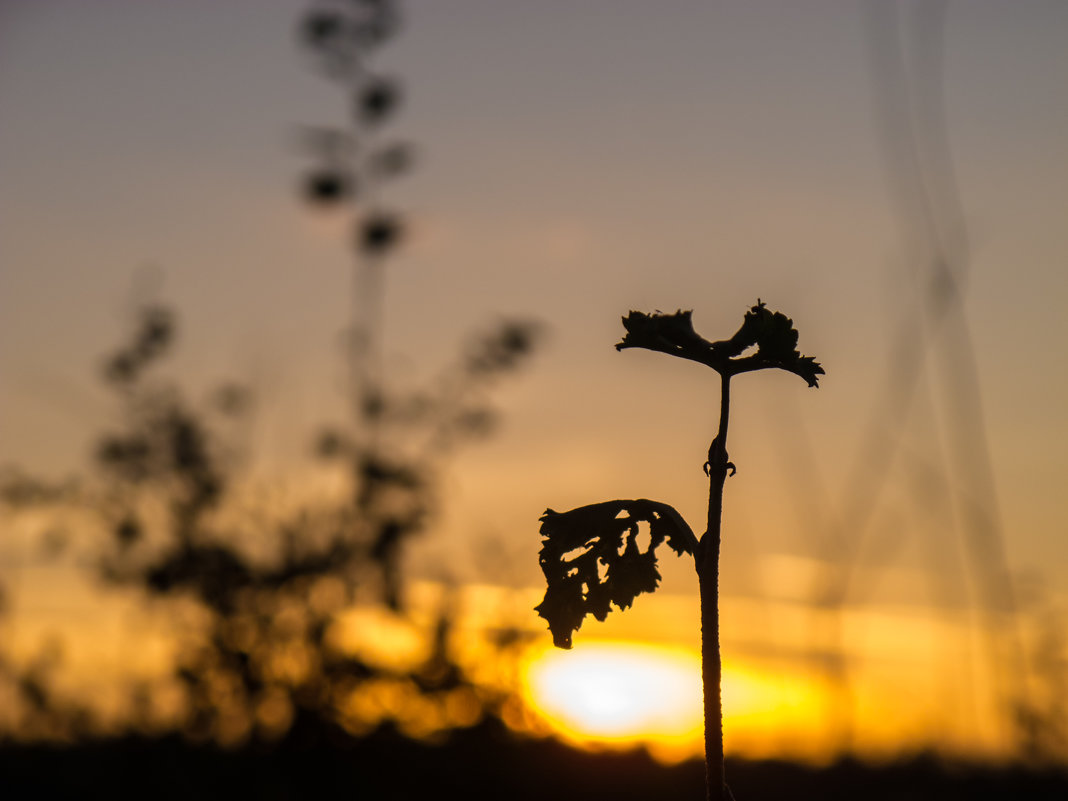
[1,0,1066,788]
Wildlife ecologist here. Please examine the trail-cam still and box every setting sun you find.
[521,638,836,764]
[522,640,704,761]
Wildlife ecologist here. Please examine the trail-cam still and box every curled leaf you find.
[616,301,823,387]
[616,308,711,362]
[716,300,824,386]
[535,499,696,648]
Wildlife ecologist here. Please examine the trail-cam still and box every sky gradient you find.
[2,0,1067,759]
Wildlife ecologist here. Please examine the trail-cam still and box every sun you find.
[521,640,704,760]
[520,638,833,764]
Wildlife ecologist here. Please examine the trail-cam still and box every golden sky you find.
[1,0,1066,762]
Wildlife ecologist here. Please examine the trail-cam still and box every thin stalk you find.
[699,371,732,801]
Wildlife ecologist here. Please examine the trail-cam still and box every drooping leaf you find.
[616,300,824,387]
[535,499,696,648]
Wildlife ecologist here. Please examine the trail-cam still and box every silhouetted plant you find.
[0,0,538,746]
[75,0,536,743]
[536,300,823,801]
[296,0,540,612]
[75,295,534,744]
[298,0,413,424]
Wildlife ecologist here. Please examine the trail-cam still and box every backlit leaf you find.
[535,499,696,648]
[616,300,824,387]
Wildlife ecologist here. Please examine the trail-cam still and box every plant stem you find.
[699,372,732,801]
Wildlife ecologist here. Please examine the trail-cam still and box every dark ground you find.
[3,718,1066,800]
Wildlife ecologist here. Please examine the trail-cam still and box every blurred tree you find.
[84,298,534,745]
[0,0,539,747]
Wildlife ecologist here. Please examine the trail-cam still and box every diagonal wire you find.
[785,0,1029,756]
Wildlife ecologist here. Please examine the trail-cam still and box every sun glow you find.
[522,640,704,761]
[521,640,831,764]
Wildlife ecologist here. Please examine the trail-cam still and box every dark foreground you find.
[3,719,1066,800]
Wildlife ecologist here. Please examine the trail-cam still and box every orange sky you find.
[1,0,1067,762]
[0,569,1038,762]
